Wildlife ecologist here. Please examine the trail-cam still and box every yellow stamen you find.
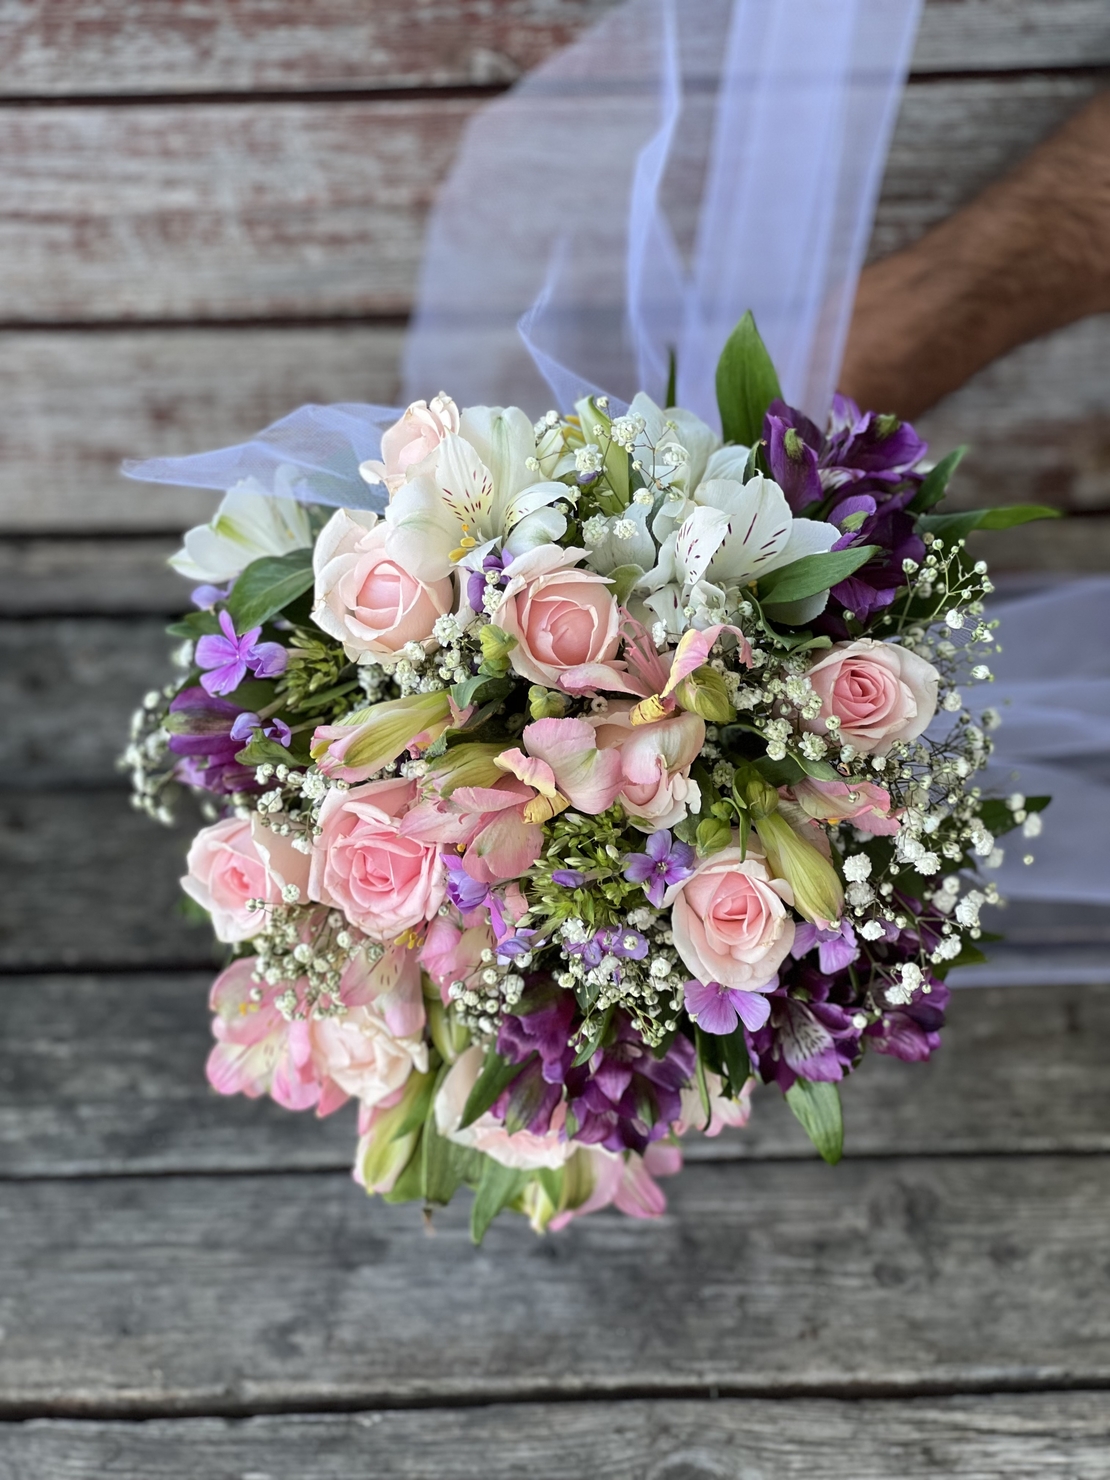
[630,694,669,726]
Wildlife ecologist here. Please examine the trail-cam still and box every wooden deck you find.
[1,2,1109,1473]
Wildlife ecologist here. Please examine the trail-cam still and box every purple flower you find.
[764,395,927,514]
[228,712,292,747]
[792,918,860,975]
[466,551,508,615]
[195,610,287,697]
[552,869,586,888]
[566,1016,696,1154]
[747,963,863,1091]
[623,830,696,908]
[164,686,259,795]
[812,487,925,637]
[865,979,949,1062]
[683,978,773,1035]
[191,583,230,611]
[443,852,491,915]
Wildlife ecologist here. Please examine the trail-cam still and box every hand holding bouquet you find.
[126,316,1053,1240]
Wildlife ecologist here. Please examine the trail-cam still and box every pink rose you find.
[182,816,281,943]
[591,702,705,831]
[496,545,622,690]
[359,394,459,492]
[309,776,445,940]
[309,947,428,1107]
[803,638,939,756]
[665,844,794,994]
[312,508,455,659]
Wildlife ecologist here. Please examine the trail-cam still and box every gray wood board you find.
[0,77,1099,325]
[4,1394,1110,1479]
[0,1155,1108,1411]
[3,315,1110,537]
[3,974,1109,1178]
[2,0,1106,98]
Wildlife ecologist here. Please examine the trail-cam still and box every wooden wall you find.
[1,0,1108,609]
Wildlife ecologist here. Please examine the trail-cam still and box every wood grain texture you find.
[0,537,182,612]
[0,1156,1108,1411]
[1,0,1106,99]
[0,77,1098,326]
[3,318,1110,536]
[5,1394,1110,1479]
[3,973,1108,1178]
[0,326,403,533]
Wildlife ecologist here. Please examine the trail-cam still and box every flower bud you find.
[354,1069,434,1193]
[754,813,844,927]
[425,742,505,796]
[311,690,453,780]
[528,685,567,721]
[478,624,518,673]
[672,665,733,723]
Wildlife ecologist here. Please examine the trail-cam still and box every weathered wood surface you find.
[5,1394,1110,1479]
[4,315,1110,535]
[0,1155,1108,1412]
[0,537,182,612]
[0,77,1098,327]
[0,326,404,533]
[1,0,1106,99]
[3,974,1108,1179]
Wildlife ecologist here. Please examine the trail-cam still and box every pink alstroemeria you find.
[592,702,705,831]
[195,609,287,697]
[787,776,901,836]
[494,717,624,818]
[402,777,544,885]
[630,622,750,724]
[547,1143,683,1230]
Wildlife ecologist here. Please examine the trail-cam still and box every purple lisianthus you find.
[164,686,259,795]
[195,610,287,697]
[683,978,773,1034]
[865,977,950,1062]
[228,712,292,747]
[764,394,927,514]
[623,830,695,908]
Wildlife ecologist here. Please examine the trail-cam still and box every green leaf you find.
[720,1024,751,1098]
[422,1111,479,1206]
[785,1078,843,1165]
[665,347,677,410]
[458,1044,530,1130]
[757,545,879,607]
[715,310,782,448]
[933,940,988,976]
[572,1005,614,1068]
[226,548,315,630]
[908,446,967,514]
[471,1158,530,1244]
[233,734,299,767]
[391,1068,439,1141]
[165,610,221,640]
[608,563,645,606]
[976,794,1050,837]
[790,751,839,781]
[450,673,512,712]
[536,1167,564,1209]
[917,504,1061,545]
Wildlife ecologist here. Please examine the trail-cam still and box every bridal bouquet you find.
[126,316,1052,1240]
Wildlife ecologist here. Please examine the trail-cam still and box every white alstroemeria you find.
[625,393,720,495]
[639,474,839,635]
[583,500,657,578]
[382,406,571,580]
[169,473,314,583]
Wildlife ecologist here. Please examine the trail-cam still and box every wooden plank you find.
[5,1393,1110,1478]
[3,317,1110,536]
[0,537,183,612]
[3,973,1108,1178]
[1,1,1106,99]
[0,77,1097,326]
[0,326,404,534]
[0,1155,1107,1409]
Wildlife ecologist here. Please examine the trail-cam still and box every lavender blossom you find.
[164,686,259,795]
[228,712,292,747]
[623,830,695,908]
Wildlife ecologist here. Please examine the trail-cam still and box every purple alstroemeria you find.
[792,918,860,975]
[565,1015,696,1154]
[164,686,260,795]
[812,487,926,637]
[764,395,927,514]
[683,977,773,1034]
[623,830,696,908]
[466,550,508,615]
[228,712,293,747]
[865,977,949,1062]
[498,981,579,1087]
[195,610,287,697]
[747,962,863,1092]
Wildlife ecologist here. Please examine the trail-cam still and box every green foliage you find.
[908,446,967,514]
[608,563,646,606]
[233,734,301,768]
[715,311,782,448]
[471,1158,531,1244]
[450,673,513,711]
[756,545,879,608]
[227,548,315,630]
[165,610,221,640]
[916,504,1061,545]
[459,1043,529,1130]
[720,1024,751,1099]
[785,1078,844,1164]
[274,626,352,714]
[976,795,1050,837]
